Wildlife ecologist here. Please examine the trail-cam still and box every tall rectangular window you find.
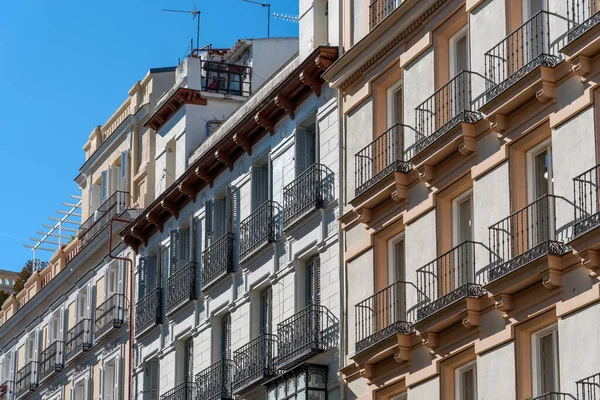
[532,325,559,396]
[143,359,159,400]
[306,256,320,307]
[388,234,405,284]
[456,361,477,400]
[527,142,553,201]
[450,26,469,78]
[184,338,194,382]
[260,288,272,334]
[221,314,231,360]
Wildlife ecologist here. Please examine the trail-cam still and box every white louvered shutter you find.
[295,128,308,177]
[204,201,213,248]
[227,187,239,234]
[170,230,178,275]
[178,229,190,265]
[251,166,269,211]
[100,170,108,205]
[120,151,128,192]
[161,248,169,287]
[150,359,159,400]
[213,199,226,239]
[138,258,146,299]
[104,363,115,400]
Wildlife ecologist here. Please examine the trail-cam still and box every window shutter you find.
[104,364,115,400]
[150,359,159,400]
[117,259,124,295]
[251,166,269,211]
[204,201,213,248]
[213,199,226,239]
[306,256,321,307]
[87,176,93,217]
[178,229,190,265]
[100,170,108,205]
[221,314,231,359]
[147,256,157,292]
[162,248,169,286]
[138,257,146,299]
[170,230,179,275]
[260,288,272,334]
[295,128,308,177]
[120,151,128,192]
[184,339,194,381]
[227,187,239,234]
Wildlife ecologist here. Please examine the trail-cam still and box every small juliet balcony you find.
[202,233,235,290]
[283,164,333,230]
[411,71,483,163]
[276,305,338,371]
[573,164,600,238]
[239,201,280,261]
[577,372,600,399]
[78,191,128,249]
[166,262,197,315]
[39,340,65,382]
[66,319,93,362]
[416,241,487,324]
[484,11,564,105]
[369,0,402,29]
[95,293,126,340]
[488,195,569,288]
[160,381,196,400]
[354,124,413,203]
[354,281,417,354]
[200,60,252,97]
[15,362,38,399]
[232,333,277,394]
[196,359,234,400]
[567,0,600,43]
[135,288,162,336]
[530,393,576,400]
[0,380,13,400]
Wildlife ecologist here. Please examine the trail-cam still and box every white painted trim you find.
[387,80,403,129]
[455,360,478,400]
[531,324,560,396]
[526,139,553,202]
[452,189,474,247]
[387,232,405,283]
[449,25,469,78]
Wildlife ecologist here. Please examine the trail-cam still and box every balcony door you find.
[184,338,194,383]
[449,26,470,121]
[532,325,560,396]
[386,234,406,328]
[452,191,474,289]
[523,0,548,65]
[251,163,270,212]
[170,228,191,276]
[103,358,117,400]
[221,314,232,360]
[295,126,316,177]
[527,142,554,248]
[260,287,273,334]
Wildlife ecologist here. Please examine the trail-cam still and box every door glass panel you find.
[539,332,558,393]
[458,197,473,243]
[462,368,475,400]
[529,0,544,16]
[533,149,551,199]
[455,35,468,74]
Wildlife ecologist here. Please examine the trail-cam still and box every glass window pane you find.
[308,371,326,389]
[534,150,550,198]
[456,35,468,73]
[462,368,475,400]
[297,372,306,390]
[539,332,557,393]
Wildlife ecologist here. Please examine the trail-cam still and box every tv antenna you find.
[242,0,271,38]
[272,13,299,23]
[163,5,201,51]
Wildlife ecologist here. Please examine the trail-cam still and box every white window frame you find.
[387,232,405,284]
[389,393,407,400]
[386,80,403,129]
[452,189,474,247]
[523,0,547,20]
[72,375,89,400]
[449,25,469,79]
[531,324,560,396]
[526,140,553,202]
[102,352,121,400]
[455,360,477,400]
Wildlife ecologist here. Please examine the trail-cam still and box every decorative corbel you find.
[488,114,508,138]
[494,294,514,318]
[274,95,296,120]
[570,55,593,79]
[580,249,600,277]
[315,54,335,71]
[145,213,163,234]
[542,255,563,289]
[215,150,234,171]
[536,82,556,103]
[254,111,275,136]
[391,172,410,202]
[355,208,373,225]
[457,136,477,156]
[178,182,197,203]
[195,167,213,188]
[359,363,374,383]
[233,133,252,155]
[417,165,435,185]
[123,235,139,254]
[300,71,322,97]
[395,333,412,363]
[161,199,179,220]
[131,225,148,246]
[420,332,438,353]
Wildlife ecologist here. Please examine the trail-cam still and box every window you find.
[523,0,546,19]
[205,186,237,247]
[266,365,328,400]
[143,359,159,400]
[295,124,316,177]
[251,157,270,212]
[388,234,405,284]
[1,352,13,384]
[103,358,118,400]
[169,228,191,276]
[532,325,559,396]
[76,288,89,321]
[450,26,469,78]
[527,141,553,201]
[138,255,158,300]
[221,314,231,360]
[73,379,87,400]
[306,256,320,307]
[106,262,121,298]
[456,361,477,400]
[184,338,194,382]
[453,190,474,246]
[387,81,403,128]
[49,310,62,343]
[390,394,407,400]
[260,287,272,334]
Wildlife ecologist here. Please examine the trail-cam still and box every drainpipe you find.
[108,217,135,400]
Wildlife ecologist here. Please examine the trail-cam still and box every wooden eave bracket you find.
[178,182,197,203]
[195,167,214,188]
[161,199,179,220]
[233,133,253,155]
[123,235,140,254]
[146,212,164,234]
[570,55,593,79]
[131,225,148,246]
[487,114,508,138]
[494,293,514,318]
[580,249,600,277]
[419,332,438,354]
[215,149,234,171]
[274,95,296,120]
[300,70,322,97]
[254,111,275,136]
[391,172,409,202]
[315,53,335,71]
[542,255,563,290]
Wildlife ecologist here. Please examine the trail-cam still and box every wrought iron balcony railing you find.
[416,241,487,321]
[369,0,402,29]
[160,380,196,400]
[276,304,338,371]
[78,191,128,248]
[95,293,126,340]
[66,318,93,362]
[167,262,197,314]
[202,233,235,289]
[283,164,333,229]
[232,333,277,394]
[196,359,234,400]
[485,11,563,102]
[568,0,600,42]
[355,281,417,353]
[531,393,576,400]
[39,340,64,382]
[135,288,162,335]
[413,71,482,158]
[488,195,569,282]
[15,362,38,398]
[200,60,252,97]
[0,380,12,399]
[577,372,600,400]
[573,164,600,237]
[354,124,413,197]
[240,201,280,260]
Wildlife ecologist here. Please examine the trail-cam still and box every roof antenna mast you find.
[242,0,271,38]
[163,5,201,51]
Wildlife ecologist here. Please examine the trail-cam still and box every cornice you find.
[145,87,208,131]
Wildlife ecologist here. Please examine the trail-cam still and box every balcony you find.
[196,359,234,400]
[577,372,600,399]
[369,0,402,29]
[66,319,93,362]
[15,362,38,399]
[200,60,251,97]
[484,11,563,103]
[530,393,576,400]
[160,381,196,400]
[416,241,487,321]
[240,201,280,261]
[573,164,600,238]
[488,195,569,284]
[567,0,600,43]
[78,191,128,248]
[232,333,277,394]
[412,71,482,161]
[39,340,64,382]
[354,281,416,354]
[354,124,412,197]
[276,305,338,371]
[95,293,126,340]
[283,164,333,230]
[202,233,235,290]
[166,262,197,315]
[135,288,162,335]
[0,380,13,399]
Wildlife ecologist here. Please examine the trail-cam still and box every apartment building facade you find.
[324,0,600,399]
[120,4,342,399]
[0,67,175,400]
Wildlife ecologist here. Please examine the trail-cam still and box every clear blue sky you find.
[0,0,299,271]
